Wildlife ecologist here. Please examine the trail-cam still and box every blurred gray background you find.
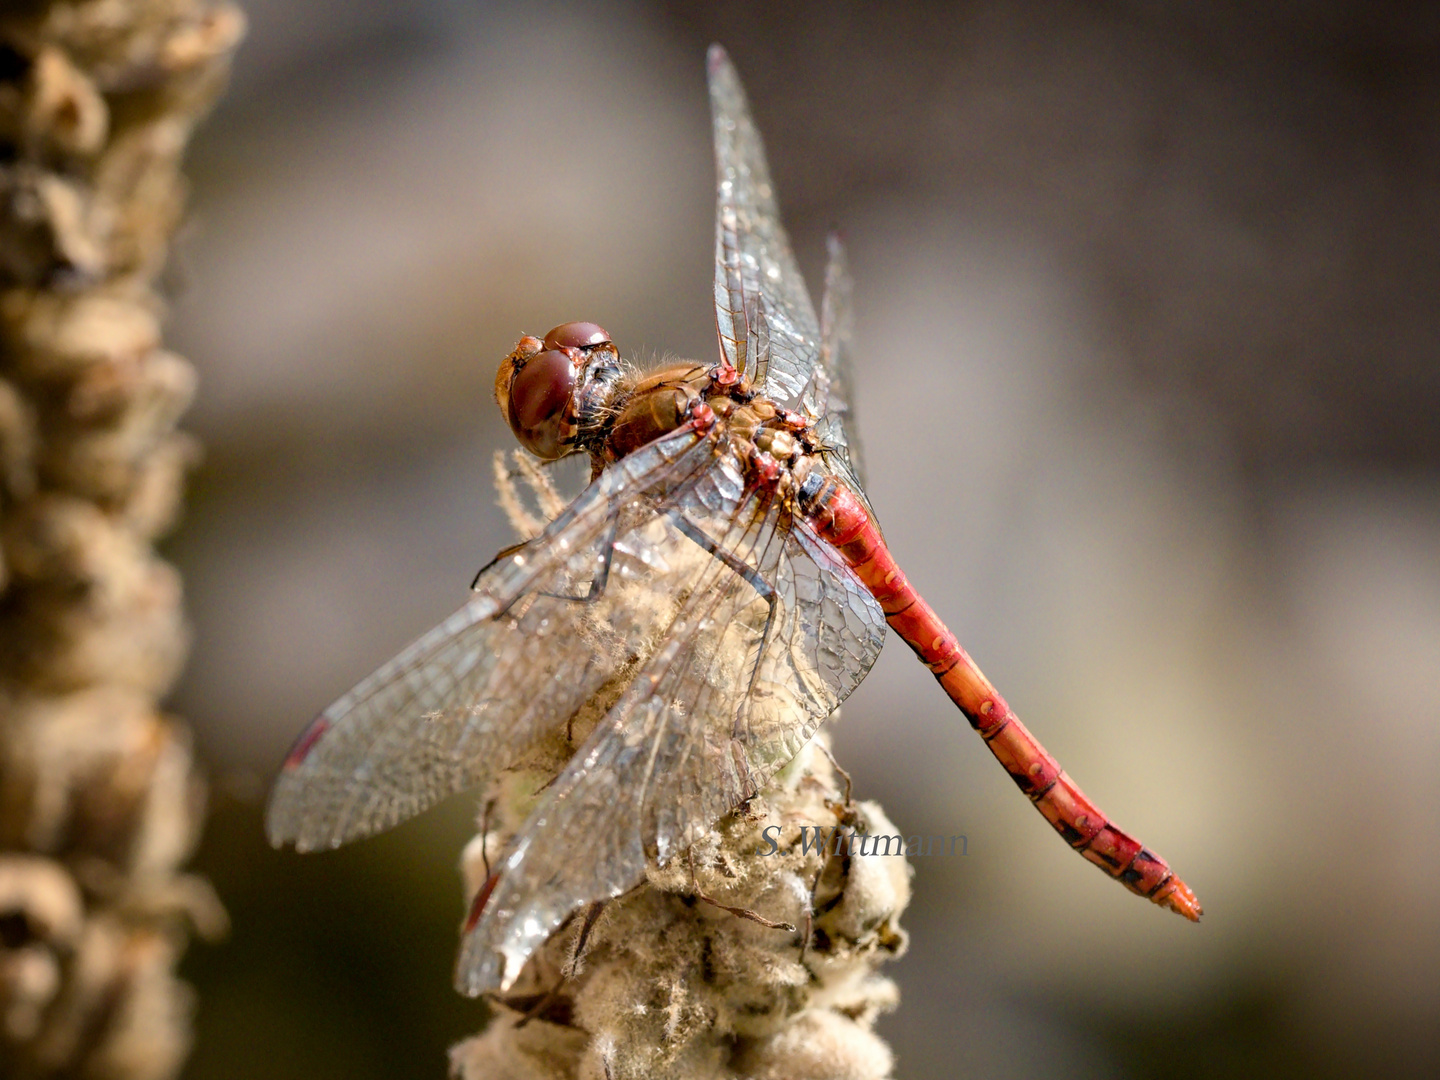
[163,2,1439,1077]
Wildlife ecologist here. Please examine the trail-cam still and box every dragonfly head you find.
[495,322,616,460]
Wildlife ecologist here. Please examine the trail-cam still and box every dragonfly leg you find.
[470,541,529,589]
[812,738,853,807]
[665,510,779,735]
[512,988,561,1029]
[798,864,822,964]
[686,848,796,933]
[802,787,870,964]
[539,515,621,603]
[486,517,624,607]
[501,902,602,1026]
[800,870,838,964]
[563,899,608,979]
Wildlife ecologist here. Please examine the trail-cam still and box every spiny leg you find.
[484,516,624,603]
[813,738,853,808]
[665,509,779,731]
[471,541,529,589]
[563,899,608,979]
[686,848,795,933]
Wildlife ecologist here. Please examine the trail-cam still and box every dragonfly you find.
[267,45,1200,998]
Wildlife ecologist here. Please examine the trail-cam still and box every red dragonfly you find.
[268,46,1200,997]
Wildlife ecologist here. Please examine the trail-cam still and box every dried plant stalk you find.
[452,456,910,1080]
[0,2,241,1077]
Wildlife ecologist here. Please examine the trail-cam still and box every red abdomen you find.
[801,475,1201,921]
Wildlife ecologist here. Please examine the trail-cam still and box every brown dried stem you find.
[0,2,241,1077]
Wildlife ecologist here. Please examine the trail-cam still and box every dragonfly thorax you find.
[497,325,822,494]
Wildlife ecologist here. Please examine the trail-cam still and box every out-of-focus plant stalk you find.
[0,2,241,1076]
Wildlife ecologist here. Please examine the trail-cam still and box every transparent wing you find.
[265,428,713,852]
[810,233,870,499]
[709,45,822,407]
[457,454,887,994]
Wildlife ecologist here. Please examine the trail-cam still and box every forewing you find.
[457,459,886,994]
[809,234,869,497]
[709,46,822,406]
[265,429,713,852]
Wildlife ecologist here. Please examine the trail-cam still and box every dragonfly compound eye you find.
[506,347,578,459]
[542,321,611,351]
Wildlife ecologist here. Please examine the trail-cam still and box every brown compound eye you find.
[494,335,541,413]
[507,348,577,459]
[542,321,610,351]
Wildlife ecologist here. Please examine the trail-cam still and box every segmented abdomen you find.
[801,476,1201,921]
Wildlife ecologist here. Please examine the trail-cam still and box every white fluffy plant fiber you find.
[448,454,911,1080]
